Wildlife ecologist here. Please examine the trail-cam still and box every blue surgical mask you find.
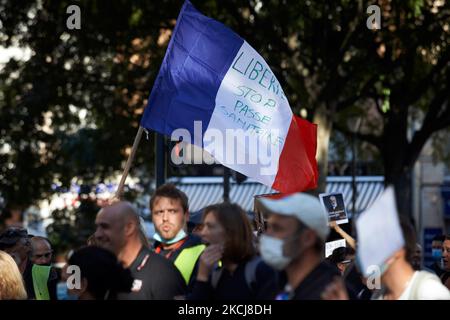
[432,249,442,261]
[56,282,78,300]
[153,229,187,245]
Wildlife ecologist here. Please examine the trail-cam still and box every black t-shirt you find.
[23,261,58,300]
[188,258,279,300]
[115,246,186,300]
[279,260,341,300]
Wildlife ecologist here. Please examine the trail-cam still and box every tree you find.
[334,0,450,216]
[0,0,182,206]
[1,0,448,220]
[210,0,450,216]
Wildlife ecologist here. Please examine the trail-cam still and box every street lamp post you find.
[350,118,362,217]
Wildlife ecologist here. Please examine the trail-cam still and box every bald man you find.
[31,236,53,266]
[94,201,186,299]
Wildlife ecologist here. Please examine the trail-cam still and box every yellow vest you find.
[174,244,206,284]
[32,264,51,300]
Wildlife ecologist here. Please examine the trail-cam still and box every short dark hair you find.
[149,184,189,213]
[203,203,255,264]
[68,246,133,300]
[329,246,355,265]
[0,227,28,250]
[399,216,417,265]
[432,235,446,243]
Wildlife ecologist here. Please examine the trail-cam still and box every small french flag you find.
[141,0,318,193]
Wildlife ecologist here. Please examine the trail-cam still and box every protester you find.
[342,262,373,300]
[373,219,450,300]
[189,203,278,300]
[431,235,446,277]
[150,184,205,288]
[325,245,373,300]
[187,209,203,237]
[257,193,340,300]
[30,236,53,266]
[94,201,186,299]
[329,221,356,250]
[328,246,355,275]
[441,235,450,289]
[0,227,57,300]
[321,276,350,300]
[62,246,134,300]
[0,250,27,300]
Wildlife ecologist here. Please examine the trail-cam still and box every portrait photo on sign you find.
[319,193,348,225]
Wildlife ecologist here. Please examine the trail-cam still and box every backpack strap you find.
[244,256,262,293]
[211,265,223,289]
[211,257,262,291]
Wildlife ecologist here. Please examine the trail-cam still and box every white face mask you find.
[153,229,187,245]
[259,235,292,270]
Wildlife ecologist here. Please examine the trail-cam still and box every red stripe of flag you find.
[271,115,318,194]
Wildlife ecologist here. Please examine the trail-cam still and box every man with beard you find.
[150,184,205,292]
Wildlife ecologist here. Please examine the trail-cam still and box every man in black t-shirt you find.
[257,193,339,300]
[95,201,186,299]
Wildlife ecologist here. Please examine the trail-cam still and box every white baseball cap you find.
[258,193,329,241]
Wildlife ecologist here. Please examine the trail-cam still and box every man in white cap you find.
[257,192,340,300]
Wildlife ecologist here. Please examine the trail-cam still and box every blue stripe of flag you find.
[140,0,244,140]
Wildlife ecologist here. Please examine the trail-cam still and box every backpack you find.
[211,256,262,293]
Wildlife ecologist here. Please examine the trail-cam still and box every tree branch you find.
[336,75,379,112]
[406,48,450,105]
[333,122,382,149]
[406,92,449,167]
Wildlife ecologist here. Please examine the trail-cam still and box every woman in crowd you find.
[189,202,278,300]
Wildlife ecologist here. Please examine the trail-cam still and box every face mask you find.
[153,229,187,245]
[432,249,442,261]
[56,282,78,300]
[259,235,292,270]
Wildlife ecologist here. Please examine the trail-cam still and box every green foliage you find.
[0,0,449,217]
[46,197,99,254]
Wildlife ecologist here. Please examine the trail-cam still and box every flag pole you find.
[114,126,144,200]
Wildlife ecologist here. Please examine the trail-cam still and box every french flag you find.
[141,0,318,193]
